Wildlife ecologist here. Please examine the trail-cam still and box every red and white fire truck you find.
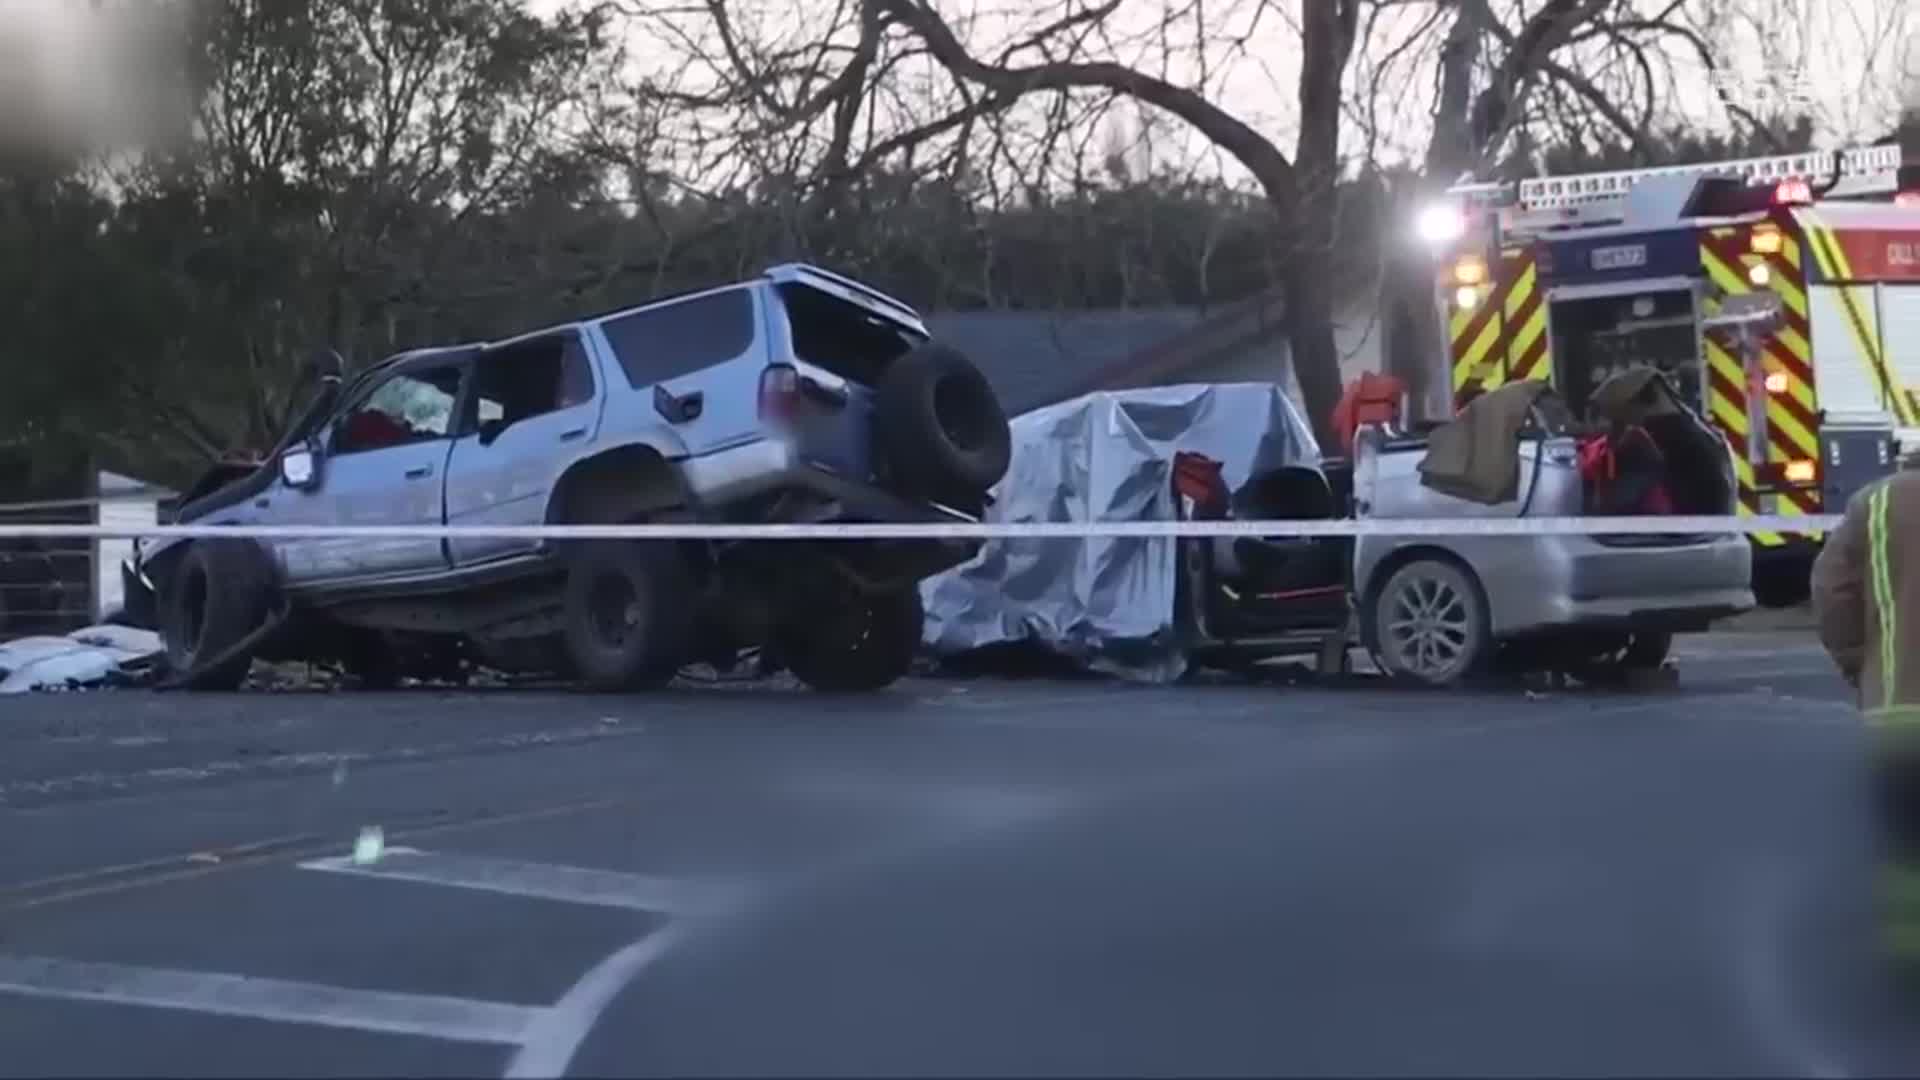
[1420,145,1920,607]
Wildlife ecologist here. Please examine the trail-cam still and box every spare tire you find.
[874,342,1011,510]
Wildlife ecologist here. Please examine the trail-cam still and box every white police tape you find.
[0,514,1841,542]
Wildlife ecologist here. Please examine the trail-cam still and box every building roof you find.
[1053,287,1287,401]
[924,307,1208,415]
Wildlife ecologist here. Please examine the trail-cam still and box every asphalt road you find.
[0,630,1910,1077]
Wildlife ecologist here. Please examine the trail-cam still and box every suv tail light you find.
[758,364,801,422]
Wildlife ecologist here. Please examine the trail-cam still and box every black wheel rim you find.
[587,569,643,649]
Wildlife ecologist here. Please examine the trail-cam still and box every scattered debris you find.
[0,625,164,695]
[352,826,385,866]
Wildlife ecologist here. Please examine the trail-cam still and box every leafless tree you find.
[1352,0,1812,418]
[619,0,1365,442]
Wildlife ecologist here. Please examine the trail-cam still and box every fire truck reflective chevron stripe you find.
[1505,259,1550,383]
[1449,249,1549,404]
[1449,276,1504,394]
[1699,223,1822,547]
[1800,218,1920,426]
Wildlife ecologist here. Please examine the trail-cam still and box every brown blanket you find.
[1417,380,1555,505]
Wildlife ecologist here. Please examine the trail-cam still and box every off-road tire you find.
[874,342,1011,510]
[560,540,695,691]
[158,539,275,691]
[778,586,923,693]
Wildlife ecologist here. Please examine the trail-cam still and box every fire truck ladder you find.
[1449,144,1903,234]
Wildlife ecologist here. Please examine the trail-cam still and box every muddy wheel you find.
[158,540,274,691]
[1367,558,1491,688]
[778,587,923,693]
[561,541,694,691]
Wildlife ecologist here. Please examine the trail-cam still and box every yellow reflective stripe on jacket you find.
[1870,485,1899,710]
[1869,705,1920,732]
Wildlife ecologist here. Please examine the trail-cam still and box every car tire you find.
[158,539,275,691]
[1752,559,1812,609]
[778,586,923,693]
[1563,630,1673,687]
[1366,558,1491,688]
[874,342,1012,509]
[560,540,694,691]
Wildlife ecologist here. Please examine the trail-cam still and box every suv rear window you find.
[777,283,922,386]
[602,288,755,388]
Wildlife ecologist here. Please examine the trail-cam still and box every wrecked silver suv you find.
[123,264,1012,692]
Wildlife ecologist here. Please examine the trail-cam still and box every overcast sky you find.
[5,0,1913,182]
[536,0,1919,182]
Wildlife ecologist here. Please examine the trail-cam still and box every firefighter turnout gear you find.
[1811,470,1920,969]
[1812,472,1920,720]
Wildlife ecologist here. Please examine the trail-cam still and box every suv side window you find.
[333,364,464,455]
[601,288,755,388]
[469,333,596,428]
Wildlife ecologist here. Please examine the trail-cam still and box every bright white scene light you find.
[1416,203,1466,247]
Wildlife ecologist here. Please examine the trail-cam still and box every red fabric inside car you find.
[342,409,413,451]
[1578,426,1674,514]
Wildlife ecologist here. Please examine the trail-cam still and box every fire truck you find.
[1421,145,1920,607]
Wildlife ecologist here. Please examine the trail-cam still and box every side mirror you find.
[280,444,320,490]
[305,348,345,383]
[477,417,511,446]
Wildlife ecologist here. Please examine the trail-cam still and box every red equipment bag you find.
[1577,428,1674,514]
[1331,373,1407,456]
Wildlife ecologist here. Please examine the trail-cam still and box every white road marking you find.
[0,952,542,1045]
[1730,860,1853,1080]
[504,924,689,1079]
[298,847,747,916]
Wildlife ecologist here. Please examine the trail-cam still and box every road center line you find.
[0,952,543,1046]
[298,847,747,916]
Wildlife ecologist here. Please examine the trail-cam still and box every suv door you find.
[278,356,468,585]
[445,328,603,566]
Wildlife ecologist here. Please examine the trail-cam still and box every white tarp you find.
[0,625,162,694]
[920,382,1321,682]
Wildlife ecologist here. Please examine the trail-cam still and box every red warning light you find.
[1774,179,1813,205]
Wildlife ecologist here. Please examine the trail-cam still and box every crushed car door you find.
[280,357,466,585]
[444,329,604,566]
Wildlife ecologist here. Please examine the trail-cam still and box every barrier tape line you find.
[0,514,1844,542]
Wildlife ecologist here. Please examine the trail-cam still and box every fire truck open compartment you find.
[1548,286,1703,418]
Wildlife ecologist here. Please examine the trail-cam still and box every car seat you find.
[1212,467,1345,592]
